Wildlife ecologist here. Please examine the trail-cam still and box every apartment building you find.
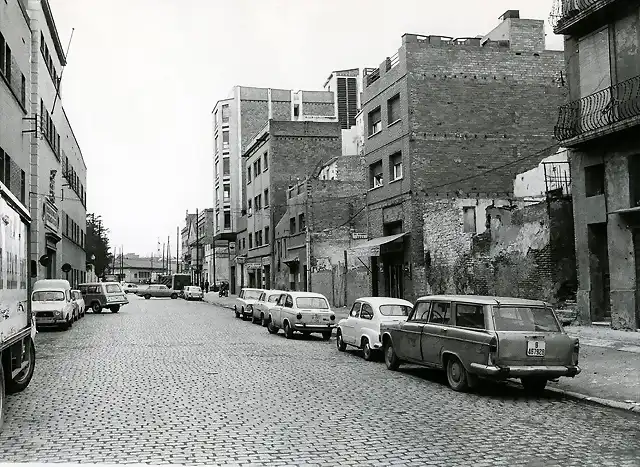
[237,120,342,290]
[359,10,565,302]
[553,0,640,330]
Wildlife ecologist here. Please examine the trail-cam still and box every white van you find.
[32,279,77,330]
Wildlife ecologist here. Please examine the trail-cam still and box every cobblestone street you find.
[0,296,639,466]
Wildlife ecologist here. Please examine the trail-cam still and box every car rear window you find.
[268,294,280,303]
[296,297,329,309]
[33,291,65,301]
[379,304,412,316]
[492,306,561,332]
[192,287,202,292]
[243,290,262,300]
[105,284,122,293]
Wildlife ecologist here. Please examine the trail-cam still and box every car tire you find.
[521,377,547,396]
[234,306,240,319]
[384,341,400,371]
[110,305,120,313]
[171,293,178,299]
[322,331,331,341]
[267,321,278,334]
[63,316,72,331]
[5,337,36,394]
[336,331,347,351]
[144,295,151,300]
[261,315,268,327]
[92,302,102,313]
[446,356,469,392]
[362,338,374,361]
[284,322,294,339]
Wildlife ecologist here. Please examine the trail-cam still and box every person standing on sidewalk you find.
[204,281,209,293]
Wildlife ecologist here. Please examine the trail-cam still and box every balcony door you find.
[578,28,612,133]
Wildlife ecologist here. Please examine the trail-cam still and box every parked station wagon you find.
[267,291,335,340]
[80,282,129,313]
[380,295,581,394]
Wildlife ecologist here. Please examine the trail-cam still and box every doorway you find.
[46,248,56,279]
[385,263,404,298]
[264,265,271,289]
[634,230,640,327]
[588,223,610,320]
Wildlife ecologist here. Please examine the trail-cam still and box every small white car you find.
[336,297,413,361]
[235,288,265,320]
[252,290,285,326]
[267,291,335,340]
[121,283,139,294]
[71,290,86,319]
[183,286,204,301]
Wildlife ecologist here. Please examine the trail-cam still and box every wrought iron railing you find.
[554,74,640,141]
[364,68,380,87]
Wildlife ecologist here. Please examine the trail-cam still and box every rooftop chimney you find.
[500,10,520,21]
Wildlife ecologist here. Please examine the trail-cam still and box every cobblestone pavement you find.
[1,296,639,466]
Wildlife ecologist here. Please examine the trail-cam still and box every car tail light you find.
[296,313,302,320]
[488,336,498,365]
[330,314,335,321]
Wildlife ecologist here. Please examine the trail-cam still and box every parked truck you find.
[0,182,36,430]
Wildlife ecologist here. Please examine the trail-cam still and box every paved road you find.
[1,296,639,466]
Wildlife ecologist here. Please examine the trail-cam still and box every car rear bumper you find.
[470,363,581,378]
[293,323,334,332]
[106,301,128,306]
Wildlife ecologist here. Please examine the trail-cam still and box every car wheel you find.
[283,322,294,339]
[336,330,347,351]
[521,377,547,396]
[362,338,374,361]
[144,294,151,300]
[446,356,469,392]
[171,293,178,299]
[261,314,268,327]
[322,331,331,341]
[234,306,240,319]
[384,341,400,371]
[267,321,278,334]
[5,337,36,394]
[251,314,259,324]
[110,305,120,313]
[92,302,102,313]
[63,316,72,330]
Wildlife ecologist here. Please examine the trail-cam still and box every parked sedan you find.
[234,288,265,320]
[136,284,178,300]
[71,290,86,319]
[183,286,204,301]
[336,297,413,361]
[380,295,581,394]
[251,290,285,326]
[267,291,335,340]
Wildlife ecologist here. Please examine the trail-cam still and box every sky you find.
[48,0,564,257]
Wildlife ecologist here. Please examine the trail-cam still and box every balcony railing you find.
[550,0,617,32]
[555,74,640,141]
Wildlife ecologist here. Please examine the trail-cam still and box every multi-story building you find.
[552,0,640,330]
[180,211,196,274]
[211,87,336,287]
[323,69,361,130]
[25,0,86,283]
[238,120,342,290]
[359,10,566,302]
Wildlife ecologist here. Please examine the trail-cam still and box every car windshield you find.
[379,304,412,316]
[33,291,65,301]
[105,284,122,293]
[492,306,561,332]
[296,297,329,309]
[268,294,280,303]
[243,290,262,300]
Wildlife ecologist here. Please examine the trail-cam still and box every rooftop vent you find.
[500,10,520,21]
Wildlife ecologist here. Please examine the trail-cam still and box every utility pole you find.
[167,235,171,274]
[120,245,124,282]
[196,208,200,286]
[176,226,179,274]
[150,253,154,284]
[162,243,165,274]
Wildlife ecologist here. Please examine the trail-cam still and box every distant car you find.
[380,295,581,394]
[252,290,285,326]
[267,291,335,340]
[71,290,86,319]
[336,297,413,361]
[121,283,139,294]
[79,282,129,313]
[235,288,265,320]
[136,284,178,300]
[183,286,204,301]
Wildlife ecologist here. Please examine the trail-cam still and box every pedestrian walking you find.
[204,281,209,293]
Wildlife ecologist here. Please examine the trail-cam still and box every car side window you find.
[239,290,245,299]
[360,304,374,320]
[410,302,431,322]
[428,302,451,325]
[259,292,266,301]
[80,286,87,294]
[349,302,361,318]
[284,295,294,308]
[88,285,99,294]
[455,303,485,329]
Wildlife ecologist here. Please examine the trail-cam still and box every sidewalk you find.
[204,293,639,411]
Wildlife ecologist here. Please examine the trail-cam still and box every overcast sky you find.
[48,0,563,257]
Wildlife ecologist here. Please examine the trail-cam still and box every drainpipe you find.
[305,178,311,292]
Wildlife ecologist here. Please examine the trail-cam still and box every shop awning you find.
[348,233,407,257]
[283,255,300,265]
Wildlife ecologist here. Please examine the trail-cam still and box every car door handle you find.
[441,328,448,333]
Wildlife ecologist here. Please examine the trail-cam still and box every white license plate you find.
[527,340,545,357]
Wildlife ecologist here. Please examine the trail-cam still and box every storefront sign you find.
[43,200,59,232]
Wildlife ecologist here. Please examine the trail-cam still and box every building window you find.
[299,213,306,231]
[20,74,26,107]
[223,210,231,230]
[2,41,11,84]
[255,194,262,210]
[368,106,382,136]
[214,161,219,179]
[221,104,229,123]
[249,233,253,249]
[369,161,383,188]
[264,188,269,207]
[223,157,230,176]
[214,135,218,153]
[222,131,229,150]
[242,238,246,250]
[20,170,25,205]
[585,164,605,197]
[0,32,5,78]
[3,153,11,190]
[263,152,268,171]
[264,226,270,245]
[254,158,261,176]
[248,199,252,216]
[247,166,252,184]
[463,207,476,234]
[387,94,401,125]
[256,230,263,247]
[390,152,403,181]
[223,184,230,201]
[289,217,296,234]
